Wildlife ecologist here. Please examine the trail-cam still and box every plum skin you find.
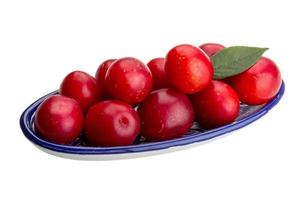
[147,57,169,90]
[95,59,116,97]
[226,57,282,105]
[84,100,140,147]
[34,95,84,144]
[199,43,225,57]
[165,44,213,94]
[137,88,194,142]
[60,71,101,112]
[190,80,240,129]
[105,57,153,105]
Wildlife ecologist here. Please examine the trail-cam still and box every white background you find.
[0,0,299,199]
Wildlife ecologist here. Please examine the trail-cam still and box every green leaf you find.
[211,46,268,79]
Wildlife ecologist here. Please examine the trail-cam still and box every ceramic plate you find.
[20,81,285,160]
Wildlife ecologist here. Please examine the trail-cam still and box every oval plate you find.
[20,81,285,160]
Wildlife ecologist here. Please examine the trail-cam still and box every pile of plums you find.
[34,43,282,146]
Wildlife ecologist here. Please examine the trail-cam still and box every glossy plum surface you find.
[34,95,84,144]
[60,71,101,112]
[147,58,169,90]
[137,88,194,142]
[199,43,225,57]
[95,59,116,97]
[226,57,282,105]
[105,57,153,105]
[84,100,140,147]
[165,44,213,94]
[191,80,240,128]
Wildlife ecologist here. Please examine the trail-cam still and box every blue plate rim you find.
[20,81,285,155]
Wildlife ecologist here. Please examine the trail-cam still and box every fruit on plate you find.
[199,43,225,57]
[60,71,101,112]
[147,58,169,90]
[31,44,282,147]
[137,88,194,142]
[165,44,213,94]
[105,57,153,105]
[95,59,116,97]
[34,95,84,144]
[191,80,240,128]
[84,100,140,146]
[226,57,282,105]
